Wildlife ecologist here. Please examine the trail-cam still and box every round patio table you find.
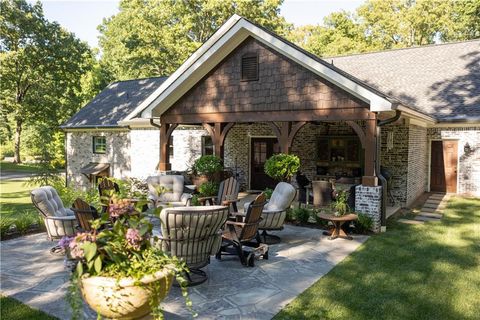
[317,213,358,240]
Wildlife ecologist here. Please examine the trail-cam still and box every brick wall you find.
[427,126,480,196]
[355,185,382,232]
[171,127,208,172]
[130,129,159,178]
[406,125,428,205]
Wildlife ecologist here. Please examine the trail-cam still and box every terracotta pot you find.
[80,268,174,319]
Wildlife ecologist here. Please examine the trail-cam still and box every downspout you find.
[376,110,401,232]
[149,118,161,129]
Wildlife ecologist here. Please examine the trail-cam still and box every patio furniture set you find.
[30,175,301,285]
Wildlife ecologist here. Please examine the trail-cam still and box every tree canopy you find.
[98,0,290,80]
[288,0,480,57]
[0,0,94,163]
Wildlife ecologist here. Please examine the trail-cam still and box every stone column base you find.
[355,185,382,233]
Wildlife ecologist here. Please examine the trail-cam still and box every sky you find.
[33,0,364,49]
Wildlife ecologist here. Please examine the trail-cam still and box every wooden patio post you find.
[158,120,177,171]
[268,121,307,154]
[203,123,234,160]
[362,118,378,187]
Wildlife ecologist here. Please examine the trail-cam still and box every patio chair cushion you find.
[147,175,191,206]
[31,186,73,217]
[157,206,229,269]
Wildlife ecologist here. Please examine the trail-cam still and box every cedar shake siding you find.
[166,37,369,119]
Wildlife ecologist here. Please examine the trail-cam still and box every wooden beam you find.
[163,108,375,124]
[203,122,234,159]
[159,120,177,171]
[345,120,366,148]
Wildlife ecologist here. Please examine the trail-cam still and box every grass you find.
[275,197,480,320]
[0,161,42,173]
[0,296,58,320]
[0,179,42,238]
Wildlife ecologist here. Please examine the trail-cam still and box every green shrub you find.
[0,217,14,238]
[192,155,223,177]
[312,209,330,228]
[264,188,273,199]
[198,181,219,197]
[190,195,201,206]
[14,213,38,234]
[285,208,295,222]
[0,143,14,159]
[264,153,300,182]
[355,213,373,234]
[292,207,311,224]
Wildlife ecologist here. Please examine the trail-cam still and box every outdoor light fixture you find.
[464,142,472,155]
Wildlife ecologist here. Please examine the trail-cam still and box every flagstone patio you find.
[1,226,367,319]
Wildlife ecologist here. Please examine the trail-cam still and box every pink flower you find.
[68,233,96,259]
[126,228,142,250]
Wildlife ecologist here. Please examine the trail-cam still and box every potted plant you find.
[331,189,350,216]
[264,153,300,182]
[190,155,223,187]
[66,198,192,319]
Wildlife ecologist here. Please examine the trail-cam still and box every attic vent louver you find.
[241,54,258,81]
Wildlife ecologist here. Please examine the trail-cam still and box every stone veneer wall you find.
[427,126,480,196]
[66,130,131,189]
[171,127,208,172]
[355,185,382,232]
[130,129,159,179]
[406,125,428,205]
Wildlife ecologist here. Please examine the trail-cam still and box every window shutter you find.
[241,54,258,81]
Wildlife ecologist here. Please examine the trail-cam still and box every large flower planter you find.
[80,269,174,319]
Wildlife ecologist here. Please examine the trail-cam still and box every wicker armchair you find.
[31,186,77,241]
[147,175,192,208]
[157,205,229,285]
[244,182,296,244]
[216,193,267,267]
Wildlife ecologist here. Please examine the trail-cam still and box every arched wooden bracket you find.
[267,121,307,154]
[345,120,366,148]
[203,122,234,158]
[158,121,178,171]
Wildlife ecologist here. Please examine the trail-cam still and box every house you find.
[61,15,480,232]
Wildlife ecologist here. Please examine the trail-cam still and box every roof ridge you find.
[326,38,480,59]
[109,75,168,86]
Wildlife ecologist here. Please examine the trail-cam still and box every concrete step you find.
[423,203,445,209]
[414,215,441,222]
[418,212,443,219]
[425,199,442,205]
[421,207,442,213]
[399,219,424,225]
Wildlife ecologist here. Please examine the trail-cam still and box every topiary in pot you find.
[264,153,300,182]
[192,155,223,183]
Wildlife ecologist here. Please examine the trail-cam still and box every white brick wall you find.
[130,129,160,179]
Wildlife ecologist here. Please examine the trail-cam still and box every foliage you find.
[192,155,223,177]
[66,199,193,319]
[312,208,331,228]
[0,143,14,159]
[198,181,219,197]
[190,194,201,206]
[354,213,373,234]
[264,153,300,182]
[275,197,480,320]
[0,0,94,163]
[263,188,274,200]
[1,295,58,320]
[331,189,350,216]
[98,0,290,80]
[291,207,311,224]
[288,0,480,57]
[0,216,14,239]
[285,208,295,222]
[13,212,41,235]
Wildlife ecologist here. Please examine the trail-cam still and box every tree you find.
[98,0,290,80]
[0,0,92,163]
[288,0,480,57]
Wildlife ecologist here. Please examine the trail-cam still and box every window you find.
[93,136,106,154]
[241,53,258,81]
[202,136,214,156]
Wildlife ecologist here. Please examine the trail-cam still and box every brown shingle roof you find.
[329,40,480,122]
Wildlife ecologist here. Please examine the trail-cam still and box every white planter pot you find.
[80,268,174,319]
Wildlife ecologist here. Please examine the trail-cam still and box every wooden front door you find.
[430,141,458,193]
[250,138,280,190]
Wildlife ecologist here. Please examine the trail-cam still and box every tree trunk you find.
[13,119,22,164]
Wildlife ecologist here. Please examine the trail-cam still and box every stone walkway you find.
[1,227,368,319]
[399,193,449,225]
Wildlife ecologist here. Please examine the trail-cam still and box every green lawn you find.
[275,197,480,320]
[0,296,58,320]
[0,161,42,173]
[0,179,41,237]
